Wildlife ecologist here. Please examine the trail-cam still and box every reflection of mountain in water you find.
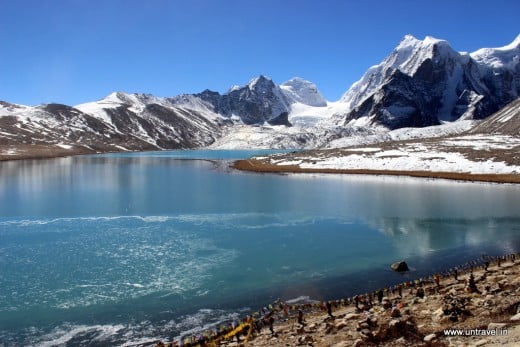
[369,217,520,257]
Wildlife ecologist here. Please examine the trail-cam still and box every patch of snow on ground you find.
[288,101,349,127]
[326,120,476,149]
[57,144,73,150]
[344,147,381,152]
[273,160,302,166]
[74,102,113,124]
[269,133,520,175]
[441,135,520,150]
[389,120,475,140]
[113,145,130,151]
[374,149,409,157]
[293,151,518,174]
[2,148,18,156]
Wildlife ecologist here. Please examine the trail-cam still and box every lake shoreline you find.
[1,149,519,346]
[245,255,520,347]
[0,144,97,162]
[233,158,520,184]
[3,146,519,184]
[154,255,520,347]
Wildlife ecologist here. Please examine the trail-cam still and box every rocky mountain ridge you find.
[0,34,518,153]
[0,75,331,152]
[337,34,520,129]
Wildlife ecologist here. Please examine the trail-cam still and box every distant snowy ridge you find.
[0,95,224,153]
[1,34,519,153]
[471,34,520,70]
[170,75,328,126]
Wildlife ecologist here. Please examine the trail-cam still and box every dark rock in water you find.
[391,261,410,272]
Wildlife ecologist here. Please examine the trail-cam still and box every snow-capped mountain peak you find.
[280,77,327,107]
[340,35,460,108]
[76,92,156,122]
[510,34,520,48]
[388,35,459,76]
[338,34,520,129]
[227,85,241,93]
[470,34,520,70]
[3,33,518,154]
[99,92,162,107]
[246,75,274,91]
[170,75,328,127]
[0,100,31,117]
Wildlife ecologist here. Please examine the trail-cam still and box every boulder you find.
[391,308,402,318]
[424,333,436,342]
[382,299,392,309]
[324,322,336,334]
[488,322,508,330]
[297,335,313,345]
[389,318,401,328]
[391,261,410,272]
[357,322,370,330]
[510,312,520,321]
[359,328,372,339]
[335,320,348,331]
[344,313,360,320]
[416,287,425,298]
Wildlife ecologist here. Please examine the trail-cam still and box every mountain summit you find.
[1,34,518,153]
[171,75,328,126]
[280,77,327,107]
[338,35,520,129]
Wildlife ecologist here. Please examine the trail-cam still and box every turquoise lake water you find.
[0,150,519,346]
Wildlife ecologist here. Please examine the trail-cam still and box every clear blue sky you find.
[1,0,519,106]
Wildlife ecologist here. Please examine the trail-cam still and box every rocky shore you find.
[154,255,520,347]
[242,257,520,347]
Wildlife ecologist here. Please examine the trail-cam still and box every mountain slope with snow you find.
[336,34,519,129]
[0,93,224,155]
[0,101,154,153]
[75,92,224,149]
[2,34,520,156]
[469,97,520,135]
[172,75,326,126]
[244,99,520,180]
[280,77,327,107]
